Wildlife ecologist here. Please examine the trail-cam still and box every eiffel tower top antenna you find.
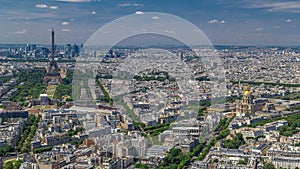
[51,28,55,62]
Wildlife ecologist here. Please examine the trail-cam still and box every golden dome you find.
[244,85,251,96]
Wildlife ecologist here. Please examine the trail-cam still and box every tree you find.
[222,133,245,149]
[213,158,219,163]
[21,147,28,153]
[0,149,4,156]
[4,145,14,152]
[263,162,275,169]
[4,161,13,169]
[157,148,185,169]
[237,158,248,165]
[13,160,22,169]
[135,163,149,169]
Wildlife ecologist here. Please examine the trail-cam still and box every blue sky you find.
[0,0,300,45]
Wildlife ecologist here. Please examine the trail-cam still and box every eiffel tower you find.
[43,29,61,85]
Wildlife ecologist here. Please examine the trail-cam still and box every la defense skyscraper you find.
[43,29,62,85]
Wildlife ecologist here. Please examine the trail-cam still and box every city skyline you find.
[1,0,300,46]
[1,1,300,168]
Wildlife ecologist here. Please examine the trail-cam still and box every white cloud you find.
[135,11,144,15]
[35,4,57,9]
[16,29,26,34]
[286,18,292,22]
[8,16,29,20]
[119,3,130,7]
[49,6,58,9]
[219,20,226,24]
[152,16,159,20]
[119,3,143,7]
[273,25,280,29]
[92,11,96,14]
[165,30,176,34]
[62,21,69,25]
[208,19,218,23]
[9,29,26,34]
[134,3,143,7]
[208,19,226,24]
[208,19,218,24]
[62,29,70,32]
[255,27,263,31]
[35,4,48,9]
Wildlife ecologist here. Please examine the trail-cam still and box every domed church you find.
[236,85,254,116]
